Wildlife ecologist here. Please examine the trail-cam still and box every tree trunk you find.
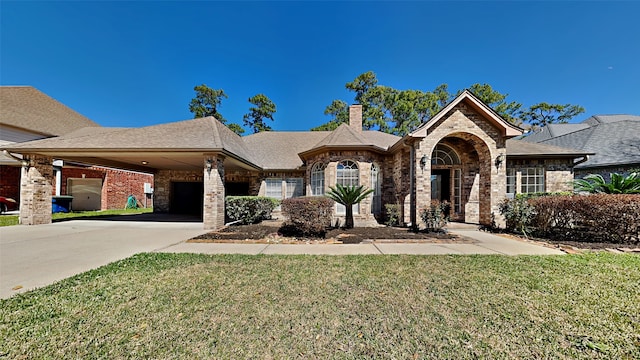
[345,203,354,229]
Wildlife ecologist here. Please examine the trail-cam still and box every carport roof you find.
[4,117,259,170]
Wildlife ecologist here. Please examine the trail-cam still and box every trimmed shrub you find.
[499,197,536,235]
[529,194,640,244]
[384,204,401,227]
[281,197,334,237]
[225,196,279,225]
[420,200,449,233]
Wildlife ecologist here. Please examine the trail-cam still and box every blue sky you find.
[2,1,638,132]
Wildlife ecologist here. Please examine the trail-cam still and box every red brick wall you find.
[57,166,153,210]
[0,165,21,201]
[99,168,153,210]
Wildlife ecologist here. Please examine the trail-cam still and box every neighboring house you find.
[0,86,153,211]
[5,90,590,229]
[521,114,640,179]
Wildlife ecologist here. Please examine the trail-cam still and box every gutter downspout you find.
[2,150,29,167]
[409,142,417,231]
[573,155,589,167]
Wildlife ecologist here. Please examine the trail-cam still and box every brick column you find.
[490,148,507,228]
[203,154,225,230]
[19,155,53,225]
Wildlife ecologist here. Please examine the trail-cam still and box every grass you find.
[0,208,153,227]
[1,253,638,359]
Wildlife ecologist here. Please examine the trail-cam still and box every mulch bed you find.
[494,232,640,253]
[189,221,475,244]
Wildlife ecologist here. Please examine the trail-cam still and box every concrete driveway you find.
[0,216,207,299]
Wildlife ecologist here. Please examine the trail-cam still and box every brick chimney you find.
[349,104,363,132]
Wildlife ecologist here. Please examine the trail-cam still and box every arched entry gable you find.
[414,130,505,226]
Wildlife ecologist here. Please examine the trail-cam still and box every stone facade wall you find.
[19,155,53,225]
[384,147,410,224]
[304,150,385,221]
[507,159,575,194]
[0,165,21,202]
[414,103,507,227]
[203,155,225,230]
[224,169,262,195]
[154,169,202,212]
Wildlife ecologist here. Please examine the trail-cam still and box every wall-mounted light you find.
[141,161,149,165]
[419,155,428,171]
[494,154,504,169]
[205,158,213,175]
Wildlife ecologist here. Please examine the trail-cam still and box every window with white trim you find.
[431,144,461,165]
[336,160,359,186]
[286,178,304,198]
[265,179,282,200]
[336,160,359,214]
[310,163,325,196]
[520,167,545,194]
[506,168,516,198]
[371,163,381,214]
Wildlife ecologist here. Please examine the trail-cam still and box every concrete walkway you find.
[162,230,564,256]
[1,219,563,299]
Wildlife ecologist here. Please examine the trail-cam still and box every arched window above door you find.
[431,144,461,165]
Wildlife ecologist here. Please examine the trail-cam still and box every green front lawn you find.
[0,208,153,227]
[2,253,638,358]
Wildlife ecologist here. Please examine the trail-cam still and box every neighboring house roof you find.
[0,86,99,136]
[411,89,523,138]
[521,114,640,168]
[521,123,590,142]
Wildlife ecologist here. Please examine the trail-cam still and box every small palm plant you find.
[573,172,640,194]
[326,184,374,229]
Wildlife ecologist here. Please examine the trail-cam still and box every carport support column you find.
[203,154,225,230]
[19,155,54,225]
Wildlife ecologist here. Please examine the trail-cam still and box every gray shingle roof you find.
[506,139,591,158]
[582,114,640,126]
[521,123,589,142]
[0,86,99,136]
[520,114,640,168]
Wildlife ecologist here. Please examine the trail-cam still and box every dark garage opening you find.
[171,181,204,217]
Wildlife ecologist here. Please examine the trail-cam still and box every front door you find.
[431,169,450,203]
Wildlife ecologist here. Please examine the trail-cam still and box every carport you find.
[3,117,260,229]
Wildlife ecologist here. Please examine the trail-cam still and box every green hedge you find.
[281,197,334,237]
[499,194,640,244]
[225,196,280,225]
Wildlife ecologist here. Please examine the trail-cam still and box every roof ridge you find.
[206,117,223,149]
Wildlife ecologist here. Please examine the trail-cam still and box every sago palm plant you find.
[573,172,640,194]
[325,184,374,229]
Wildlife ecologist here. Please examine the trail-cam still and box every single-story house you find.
[4,90,591,229]
[521,114,640,179]
[0,86,153,212]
